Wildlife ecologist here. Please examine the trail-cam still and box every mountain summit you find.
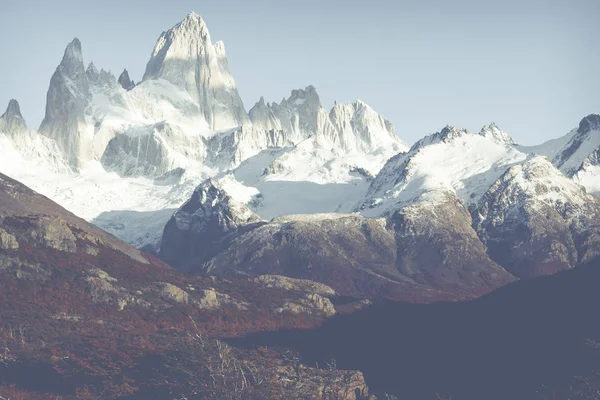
[38,38,91,169]
[143,11,249,131]
[0,99,27,138]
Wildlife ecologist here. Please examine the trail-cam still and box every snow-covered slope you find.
[358,125,528,217]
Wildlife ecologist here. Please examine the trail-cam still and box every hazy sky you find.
[0,0,598,145]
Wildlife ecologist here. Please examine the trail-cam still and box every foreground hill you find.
[238,256,600,400]
[0,173,369,399]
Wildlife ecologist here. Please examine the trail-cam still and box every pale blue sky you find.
[0,0,598,145]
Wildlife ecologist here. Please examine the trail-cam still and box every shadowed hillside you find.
[235,258,600,399]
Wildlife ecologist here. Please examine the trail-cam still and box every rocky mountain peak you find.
[59,38,87,83]
[160,179,263,271]
[479,122,515,145]
[142,12,249,131]
[410,125,468,152]
[0,99,27,137]
[287,85,322,109]
[3,99,23,120]
[180,11,209,35]
[118,68,135,90]
[86,61,99,77]
[578,114,600,134]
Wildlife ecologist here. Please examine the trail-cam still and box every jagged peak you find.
[0,99,27,136]
[409,125,469,152]
[478,122,515,145]
[62,38,83,64]
[285,85,321,108]
[173,11,210,40]
[249,96,268,114]
[86,62,98,76]
[578,114,600,134]
[56,37,87,83]
[118,68,135,90]
[2,99,23,120]
[439,125,468,139]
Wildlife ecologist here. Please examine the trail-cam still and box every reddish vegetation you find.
[0,174,367,399]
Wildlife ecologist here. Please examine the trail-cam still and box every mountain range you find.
[2,12,600,303]
[1,10,600,399]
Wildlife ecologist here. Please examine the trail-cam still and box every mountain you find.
[1,10,599,304]
[473,156,600,278]
[160,171,516,301]
[520,114,600,195]
[159,179,264,271]
[0,99,27,138]
[143,12,249,132]
[360,126,600,278]
[248,86,405,154]
[159,124,600,300]
[0,172,371,399]
[38,38,92,169]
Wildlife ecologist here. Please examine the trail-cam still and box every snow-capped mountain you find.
[0,12,408,254]
[359,125,527,217]
[0,10,598,300]
[474,156,600,278]
[519,114,600,195]
[143,12,249,132]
